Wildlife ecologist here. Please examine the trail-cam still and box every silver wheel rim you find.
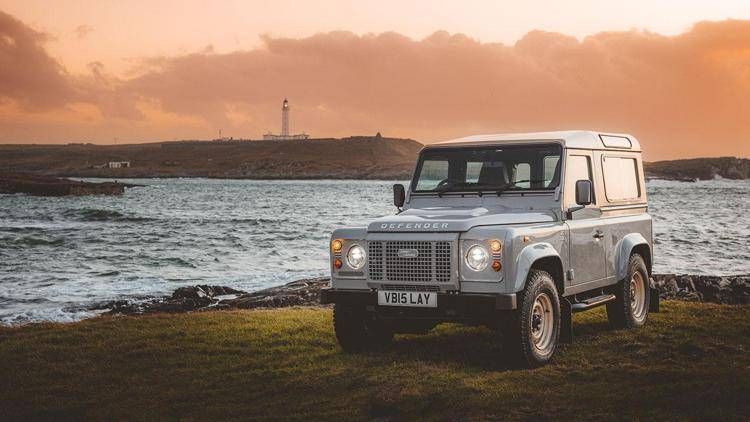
[630,271,647,322]
[530,292,555,354]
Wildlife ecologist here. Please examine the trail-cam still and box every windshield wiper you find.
[435,179,460,197]
[495,179,545,195]
[430,179,547,197]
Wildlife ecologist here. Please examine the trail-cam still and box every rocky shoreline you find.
[0,173,141,196]
[92,274,749,316]
[91,278,331,316]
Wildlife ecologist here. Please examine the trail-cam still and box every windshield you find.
[412,144,562,194]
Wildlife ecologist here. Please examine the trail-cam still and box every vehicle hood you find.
[367,206,557,233]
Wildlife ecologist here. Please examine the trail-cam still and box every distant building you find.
[213,129,233,142]
[107,161,131,169]
[263,98,310,140]
[262,133,311,141]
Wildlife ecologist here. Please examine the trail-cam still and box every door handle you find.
[593,230,605,240]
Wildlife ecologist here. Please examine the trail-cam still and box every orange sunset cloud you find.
[1,10,749,160]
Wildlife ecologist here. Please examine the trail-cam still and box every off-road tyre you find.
[501,269,561,368]
[607,254,650,329]
[333,303,393,352]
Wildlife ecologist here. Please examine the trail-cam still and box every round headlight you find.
[346,245,366,269]
[466,245,489,271]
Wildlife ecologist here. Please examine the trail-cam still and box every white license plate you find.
[377,290,437,308]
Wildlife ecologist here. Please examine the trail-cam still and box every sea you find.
[1,178,748,324]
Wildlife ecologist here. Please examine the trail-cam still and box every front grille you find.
[382,284,440,292]
[368,242,383,280]
[368,241,452,283]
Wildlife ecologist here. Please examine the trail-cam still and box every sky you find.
[1,1,750,159]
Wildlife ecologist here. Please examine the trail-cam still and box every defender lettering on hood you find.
[367,209,556,232]
[379,222,450,231]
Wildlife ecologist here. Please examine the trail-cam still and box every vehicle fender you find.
[513,242,561,292]
[615,233,651,281]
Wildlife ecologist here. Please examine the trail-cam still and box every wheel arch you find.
[513,243,564,294]
[615,233,652,280]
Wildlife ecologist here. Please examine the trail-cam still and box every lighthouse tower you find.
[281,98,289,137]
[262,98,309,140]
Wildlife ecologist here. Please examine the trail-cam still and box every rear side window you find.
[602,156,640,201]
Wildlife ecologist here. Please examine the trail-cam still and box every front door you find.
[566,218,607,285]
[563,153,607,285]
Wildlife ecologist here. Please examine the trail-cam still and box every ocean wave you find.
[63,208,154,222]
[65,208,124,221]
[0,236,66,247]
[160,257,197,268]
[94,270,121,277]
[0,226,47,233]
[183,217,278,225]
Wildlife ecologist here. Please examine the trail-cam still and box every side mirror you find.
[575,179,593,205]
[393,184,405,208]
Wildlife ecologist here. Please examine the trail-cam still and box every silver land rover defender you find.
[321,131,658,367]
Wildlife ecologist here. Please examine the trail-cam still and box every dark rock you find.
[220,277,329,309]
[102,278,329,316]
[653,274,750,305]
[171,285,244,300]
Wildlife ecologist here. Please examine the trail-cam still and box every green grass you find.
[0,302,748,420]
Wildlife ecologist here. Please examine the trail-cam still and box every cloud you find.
[1,9,749,159]
[0,10,76,109]
[115,24,750,158]
[74,24,93,39]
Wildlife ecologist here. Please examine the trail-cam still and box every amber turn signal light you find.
[331,239,343,253]
[333,258,343,269]
[491,260,502,272]
[490,240,502,253]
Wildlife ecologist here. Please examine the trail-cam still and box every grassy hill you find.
[0,301,748,420]
[2,138,748,181]
[645,157,750,180]
[0,136,423,179]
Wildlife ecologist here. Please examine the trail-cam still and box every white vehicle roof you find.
[432,130,641,152]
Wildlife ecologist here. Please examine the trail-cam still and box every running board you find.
[571,294,616,313]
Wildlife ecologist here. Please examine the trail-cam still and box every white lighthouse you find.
[281,98,290,137]
[263,98,309,140]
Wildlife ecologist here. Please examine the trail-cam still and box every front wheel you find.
[501,269,561,368]
[607,254,650,328]
[333,304,393,352]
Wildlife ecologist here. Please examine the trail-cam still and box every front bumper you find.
[320,288,517,318]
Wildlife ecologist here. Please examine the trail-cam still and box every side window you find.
[465,162,483,183]
[543,155,561,188]
[415,160,449,191]
[513,163,530,188]
[565,155,593,207]
[602,156,640,201]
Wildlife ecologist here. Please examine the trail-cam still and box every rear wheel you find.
[607,254,650,328]
[333,304,393,352]
[502,269,561,368]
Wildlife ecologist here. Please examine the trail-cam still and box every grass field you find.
[1,301,748,420]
